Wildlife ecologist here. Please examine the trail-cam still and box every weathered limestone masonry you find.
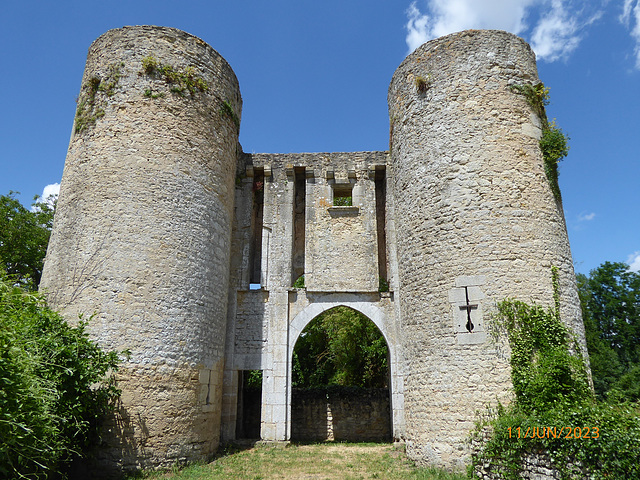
[388,30,585,469]
[41,26,585,475]
[222,151,404,444]
[40,26,241,471]
[291,388,391,442]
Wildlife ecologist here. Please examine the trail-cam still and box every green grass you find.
[128,443,467,480]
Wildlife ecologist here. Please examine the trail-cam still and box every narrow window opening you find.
[292,167,306,285]
[250,171,264,285]
[375,167,388,287]
[460,286,478,332]
[236,369,263,439]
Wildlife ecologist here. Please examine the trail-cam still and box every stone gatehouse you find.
[40,25,587,474]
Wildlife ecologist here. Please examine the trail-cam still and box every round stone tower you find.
[40,26,241,471]
[388,30,585,468]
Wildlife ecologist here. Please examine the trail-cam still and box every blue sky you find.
[0,0,638,275]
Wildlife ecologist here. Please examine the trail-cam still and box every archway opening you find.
[291,306,391,442]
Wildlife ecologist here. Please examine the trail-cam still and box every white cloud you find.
[530,1,580,61]
[406,2,431,52]
[627,251,640,272]
[578,212,596,221]
[405,0,602,62]
[621,0,640,68]
[41,183,60,200]
[405,0,537,53]
[31,183,60,211]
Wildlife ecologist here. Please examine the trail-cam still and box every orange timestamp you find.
[508,426,599,439]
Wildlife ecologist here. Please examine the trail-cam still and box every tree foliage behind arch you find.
[292,306,388,388]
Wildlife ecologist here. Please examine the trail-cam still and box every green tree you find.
[292,306,388,388]
[578,262,640,400]
[0,192,56,289]
[0,271,121,478]
[577,272,623,398]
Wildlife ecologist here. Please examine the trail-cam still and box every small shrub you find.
[141,55,160,75]
[539,121,570,200]
[293,274,305,289]
[415,74,431,93]
[511,83,569,201]
[221,100,240,130]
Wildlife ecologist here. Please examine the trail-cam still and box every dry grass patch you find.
[132,443,466,480]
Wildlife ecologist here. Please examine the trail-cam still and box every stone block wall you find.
[234,290,269,369]
[291,388,391,442]
[474,452,587,479]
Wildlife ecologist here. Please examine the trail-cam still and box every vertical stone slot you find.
[375,167,388,285]
[250,170,264,285]
[292,167,306,284]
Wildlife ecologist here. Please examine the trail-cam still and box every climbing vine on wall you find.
[74,62,123,133]
[491,269,591,414]
[512,83,569,201]
[471,267,640,479]
[140,55,209,97]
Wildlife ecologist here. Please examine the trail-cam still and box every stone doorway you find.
[279,296,405,442]
[289,306,391,442]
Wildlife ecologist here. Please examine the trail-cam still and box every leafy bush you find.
[0,273,121,478]
[471,280,640,479]
[539,122,569,201]
[511,83,569,201]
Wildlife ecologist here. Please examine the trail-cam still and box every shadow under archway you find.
[290,306,391,442]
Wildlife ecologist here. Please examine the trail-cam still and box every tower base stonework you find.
[41,26,586,474]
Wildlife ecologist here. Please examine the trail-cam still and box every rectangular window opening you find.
[375,167,388,286]
[333,183,353,206]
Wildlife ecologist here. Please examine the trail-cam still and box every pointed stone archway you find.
[275,298,405,441]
